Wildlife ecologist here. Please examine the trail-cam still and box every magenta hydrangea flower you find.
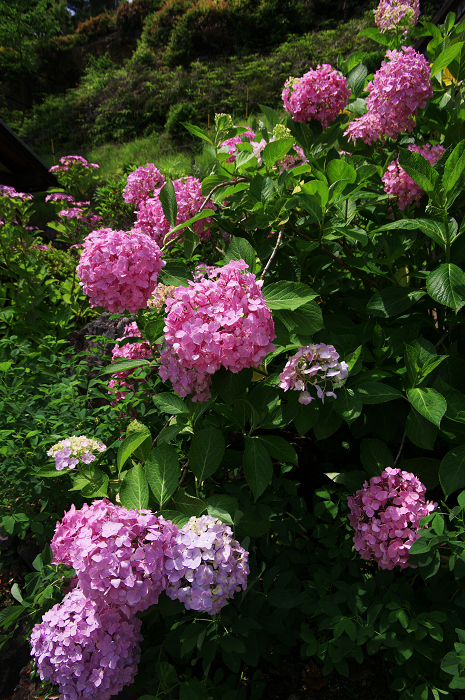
[279,343,348,404]
[348,467,437,570]
[77,228,165,313]
[374,0,420,33]
[0,185,33,201]
[165,515,249,615]
[51,499,179,613]
[108,322,153,404]
[382,143,444,210]
[45,193,75,204]
[49,155,99,174]
[282,65,350,129]
[135,176,215,247]
[158,259,276,402]
[219,128,256,162]
[30,588,142,700]
[46,435,106,471]
[344,46,433,144]
[123,164,166,206]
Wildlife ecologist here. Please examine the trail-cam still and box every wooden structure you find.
[0,118,57,192]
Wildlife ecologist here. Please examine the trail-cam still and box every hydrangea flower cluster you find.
[159,259,276,401]
[51,499,179,613]
[34,501,249,699]
[219,128,256,162]
[122,164,165,206]
[45,192,75,204]
[49,155,99,173]
[347,467,437,570]
[76,227,165,313]
[30,588,142,700]
[136,176,215,247]
[46,435,106,471]
[282,65,350,129]
[147,283,176,311]
[279,343,348,404]
[0,185,33,201]
[165,515,249,614]
[374,0,420,33]
[344,46,433,144]
[108,322,153,404]
[382,143,444,210]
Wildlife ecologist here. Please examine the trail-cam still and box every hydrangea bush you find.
[6,8,465,700]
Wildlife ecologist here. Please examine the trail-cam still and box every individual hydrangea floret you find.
[374,0,420,33]
[46,435,106,471]
[279,343,348,404]
[282,65,350,129]
[108,322,153,404]
[136,176,215,247]
[159,259,275,402]
[382,143,444,210]
[165,515,249,614]
[77,227,165,313]
[347,467,437,570]
[219,128,256,162]
[123,164,166,207]
[30,588,142,700]
[51,499,179,613]
[344,46,433,144]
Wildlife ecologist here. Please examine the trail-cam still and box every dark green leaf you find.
[145,444,181,508]
[211,367,253,404]
[275,300,324,340]
[366,287,426,317]
[440,445,465,498]
[347,62,368,97]
[406,408,437,450]
[159,180,177,228]
[153,393,188,415]
[443,140,465,196]
[100,359,151,376]
[119,464,149,509]
[189,427,225,482]
[431,42,464,77]
[244,437,273,500]
[398,148,439,195]
[262,139,295,168]
[117,432,152,472]
[427,263,465,310]
[224,236,256,273]
[255,435,298,465]
[172,488,207,517]
[360,438,393,477]
[262,281,318,310]
[158,261,192,287]
[355,383,403,404]
[182,122,213,144]
[407,387,447,427]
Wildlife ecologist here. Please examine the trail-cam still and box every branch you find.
[198,178,248,213]
[260,230,283,280]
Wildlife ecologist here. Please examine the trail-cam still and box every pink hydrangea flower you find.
[0,185,32,201]
[282,65,350,129]
[77,228,165,313]
[344,46,433,144]
[51,499,179,613]
[279,343,348,404]
[347,467,437,570]
[45,193,75,204]
[46,435,106,471]
[375,0,420,33]
[49,155,99,173]
[159,259,276,402]
[382,143,444,210]
[136,176,215,247]
[219,128,256,162]
[165,515,249,614]
[123,164,166,206]
[108,322,153,404]
[30,588,142,700]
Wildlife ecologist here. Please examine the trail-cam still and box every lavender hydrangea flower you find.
[46,435,106,471]
[278,343,348,404]
[165,515,249,615]
[30,588,142,700]
[347,467,437,570]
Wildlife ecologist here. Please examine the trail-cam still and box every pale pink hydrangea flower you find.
[51,499,179,613]
[136,176,215,247]
[344,46,433,144]
[382,143,444,209]
[279,343,348,404]
[347,467,437,570]
[219,128,255,162]
[123,164,165,206]
[46,435,106,471]
[375,0,420,33]
[282,65,350,129]
[108,322,153,404]
[165,515,249,614]
[159,259,276,402]
[76,227,165,313]
[30,588,142,700]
